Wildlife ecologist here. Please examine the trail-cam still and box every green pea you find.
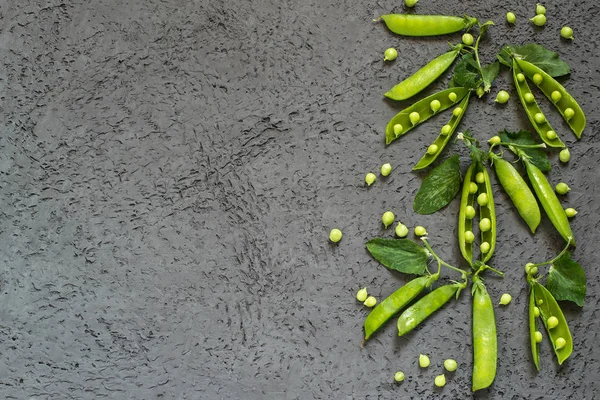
[499,293,512,305]
[564,108,575,120]
[409,111,421,125]
[561,26,574,40]
[475,172,485,184]
[434,374,446,387]
[430,99,441,113]
[535,331,543,343]
[488,136,501,145]
[394,371,405,382]
[469,182,478,194]
[534,112,546,124]
[462,33,474,46]
[395,223,409,238]
[426,144,439,155]
[530,14,546,27]
[534,306,540,317]
[559,148,571,163]
[547,316,559,329]
[530,266,539,276]
[441,124,452,135]
[453,107,463,117]
[364,296,377,307]
[477,193,488,206]
[506,12,516,24]
[517,73,526,83]
[393,123,403,136]
[419,354,430,368]
[546,130,557,140]
[495,90,510,104]
[404,0,418,7]
[414,226,427,236]
[448,92,458,102]
[465,205,476,219]
[365,172,376,186]
[356,287,368,302]
[565,208,578,218]
[382,211,395,228]
[536,3,546,15]
[551,90,562,103]
[384,47,398,62]
[524,92,535,103]
[329,228,342,243]
[537,299,544,306]
[555,337,567,350]
[555,182,571,195]
[444,359,458,372]
[381,163,392,176]
[476,86,485,97]
[480,241,490,253]
[479,218,491,232]
[464,230,475,243]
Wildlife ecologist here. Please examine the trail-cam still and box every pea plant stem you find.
[421,238,468,278]
[530,236,574,268]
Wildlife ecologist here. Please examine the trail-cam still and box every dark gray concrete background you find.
[1,0,600,398]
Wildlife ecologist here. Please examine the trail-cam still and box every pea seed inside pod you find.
[533,73,544,85]
[393,123,403,136]
[479,218,491,232]
[524,92,535,103]
[452,107,463,117]
[464,230,475,243]
[517,73,526,82]
[441,124,452,135]
[430,99,441,113]
[546,130,557,140]
[477,193,489,206]
[469,182,478,194]
[409,112,420,125]
[427,144,439,155]
[555,337,567,350]
[534,306,540,317]
[547,316,559,329]
[480,241,490,253]
[465,205,476,219]
[535,331,543,343]
[551,91,562,103]
[534,113,546,124]
[448,92,458,102]
[564,108,575,120]
[475,172,485,184]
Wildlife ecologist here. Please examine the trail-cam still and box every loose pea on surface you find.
[419,354,430,368]
[477,193,488,206]
[475,172,485,184]
[551,90,562,103]
[464,230,475,243]
[561,26,574,40]
[364,296,377,307]
[384,48,398,61]
[559,148,571,163]
[381,163,392,177]
[564,108,575,120]
[365,172,376,186]
[444,359,458,372]
[395,223,409,238]
[409,111,421,125]
[480,241,490,253]
[414,226,427,237]
[555,182,571,195]
[535,331,543,343]
[462,33,474,46]
[536,3,546,15]
[427,144,439,155]
[382,211,395,228]
[530,14,546,27]
[430,99,441,113]
[499,293,512,305]
[356,288,368,302]
[506,12,516,24]
[547,316,559,329]
[393,123,403,136]
[479,218,491,232]
[565,208,578,218]
[495,90,510,104]
[555,337,567,350]
[465,205,476,219]
[524,92,535,103]
[329,228,343,243]
[434,374,446,387]
[441,124,452,135]
[394,371,405,382]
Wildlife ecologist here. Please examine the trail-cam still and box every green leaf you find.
[481,62,500,92]
[451,54,481,90]
[497,43,570,77]
[366,238,429,275]
[546,252,586,307]
[498,129,551,172]
[478,20,494,36]
[496,46,513,68]
[413,155,461,214]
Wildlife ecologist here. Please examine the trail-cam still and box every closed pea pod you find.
[516,59,586,138]
[491,154,541,233]
[477,164,496,262]
[364,275,436,341]
[529,287,541,370]
[458,163,477,265]
[385,45,463,101]
[533,282,573,364]
[385,87,470,144]
[512,60,565,148]
[472,276,497,392]
[413,93,471,170]
[524,159,575,245]
[379,14,478,37]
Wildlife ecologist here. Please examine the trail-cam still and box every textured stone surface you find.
[1,0,599,398]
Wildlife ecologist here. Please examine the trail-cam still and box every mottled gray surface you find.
[1,0,599,398]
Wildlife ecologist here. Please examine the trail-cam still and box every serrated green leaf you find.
[451,54,482,90]
[366,238,429,275]
[503,43,570,77]
[413,155,461,214]
[498,129,551,172]
[481,62,500,92]
[546,252,586,307]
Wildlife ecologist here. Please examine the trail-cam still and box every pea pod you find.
[477,164,496,263]
[379,14,478,36]
[472,276,497,392]
[363,275,437,340]
[413,93,471,170]
[529,287,541,370]
[516,58,586,138]
[512,60,565,148]
[385,46,463,101]
[533,282,573,364]
[524,159,575,245]
[458,163,476,266]
[385,87,470,144]
[491,154,541,234]
[396,282,463,336]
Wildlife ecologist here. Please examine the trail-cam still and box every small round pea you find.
[535,331,543,343]
[364,296,377,307]
[547,316,559,329]
[444,359,458,372]
[414,226,427,237]
[448,92,458,102]
[564,107,575,120]
[356,287,368,302]
[555,182,571,195]
[419,354,430,368]
[480,241,490,253]
[499,293,512,305]
[453,107,463,117]
[559,148,571,163]
[381,163,392,177]
[525,262,535,274]
[384,48,398,62]
[395,223,409,238]
[561,26,574,40]
[534,113,546,124]
[495,90,510,104]
[524,92,535,103]
[530,266,539,276]
[393,123,403,136]
[551,90,562,103]
[365,172,376,186]
[475,172,485,184]
[534,306,540,317]
[546,130,557,140]
[536,3,546,15]
[537,298,544,306]
[430,99,441,113]
[517,73,526,83]
[530,14,546,27]
[427,144,439,155]
[476,86,485,98]
[409,111,420,125]
[382,211,395,228]
[329,228,342,243]
[477,193,489,206]
[462,33,474,46]
[469,182,478,194]
[465,205,476,219]
[506,12,516,24]
[479,218,491,232]
[488,136,501,145]
[555,337,567,350]
[464,230,475,243]
[441,124,452,135]
[434,374,446,387]
[405,0,418,7]
[394,371,405,382]
[565,208,578,218]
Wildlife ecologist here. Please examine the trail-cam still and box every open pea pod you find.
[413,93,471,170]
[529,287,541,370]
[385,87,470,145]
[516,59,586,138]
[379,14,478,37]
[533,282,573,365]
[477,164,496,263]
[458,163,476,266]
[512,60,565,148]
